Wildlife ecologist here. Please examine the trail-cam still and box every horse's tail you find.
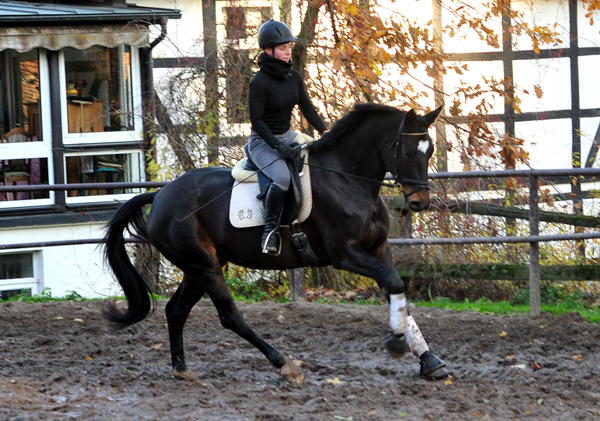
[102,192,157,328]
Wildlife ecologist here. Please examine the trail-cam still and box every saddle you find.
[229,134,314,229]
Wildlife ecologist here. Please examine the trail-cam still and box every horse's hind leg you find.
[165,274,206,380]
[204,268,304,383]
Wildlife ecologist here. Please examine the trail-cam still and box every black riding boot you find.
[261,185,287,255]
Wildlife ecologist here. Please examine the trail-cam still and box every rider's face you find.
[266,43,292,62]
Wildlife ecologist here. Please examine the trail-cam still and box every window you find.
[0,157,50,202]
[62,45,140,140]
[65,151,143,202]
[0,49,52,207]
[226,7,247,39]
[0,50,43,141]
[0,252,39,297]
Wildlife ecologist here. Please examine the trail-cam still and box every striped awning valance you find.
[0,24,149,53]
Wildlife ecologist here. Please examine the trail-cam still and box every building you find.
[2,0,600,297]
[0,0,180,298]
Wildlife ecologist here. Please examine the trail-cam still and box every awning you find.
[0,24,150,53]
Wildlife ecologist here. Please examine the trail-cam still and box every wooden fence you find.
[3,169,600,316]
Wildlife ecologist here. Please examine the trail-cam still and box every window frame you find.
[63,148,144,205]
[0,49,55,209]
[0,250,41,297]
[59,46,143,145]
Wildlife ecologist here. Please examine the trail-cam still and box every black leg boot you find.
[261,185,287,255]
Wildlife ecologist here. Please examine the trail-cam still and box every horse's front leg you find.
[335,243,448,379]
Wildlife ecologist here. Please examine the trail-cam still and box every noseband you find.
[384,116,431,199]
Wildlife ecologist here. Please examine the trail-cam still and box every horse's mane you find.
[308,103,403,152]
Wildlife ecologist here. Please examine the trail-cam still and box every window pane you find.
[0,50,42,141]
[65,152,141,196]
[0,253,33,280]
[0,157,49,201]
[64,45,133,133]
[1,289,31,300]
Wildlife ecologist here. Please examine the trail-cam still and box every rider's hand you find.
[275,142,295,160]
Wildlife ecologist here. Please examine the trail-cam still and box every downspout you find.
[136,17,170,290]
[141,17,169,180]
[150,18,168,50]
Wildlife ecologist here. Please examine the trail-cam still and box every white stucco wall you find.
[0,223,118,298]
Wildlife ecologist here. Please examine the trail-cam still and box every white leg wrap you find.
[405,315,429,357]
[390,293,408,335]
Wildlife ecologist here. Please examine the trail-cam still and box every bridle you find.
[383,115,431,199]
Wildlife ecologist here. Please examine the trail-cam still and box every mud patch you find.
[1,300,599,420]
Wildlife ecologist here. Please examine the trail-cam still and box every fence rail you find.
[2,168,600,316]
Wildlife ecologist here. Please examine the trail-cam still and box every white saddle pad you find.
[229,135,314,228]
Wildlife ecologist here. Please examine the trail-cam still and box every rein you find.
[177,122,431,223]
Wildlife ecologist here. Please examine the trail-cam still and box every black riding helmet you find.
[258,19,297,49]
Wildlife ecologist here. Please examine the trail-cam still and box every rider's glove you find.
[275,142,295,161]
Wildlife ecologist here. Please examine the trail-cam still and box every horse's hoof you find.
[420,352,448,380]
[173,369,197,381]
[383,333,409,359]
[281,360,304,384]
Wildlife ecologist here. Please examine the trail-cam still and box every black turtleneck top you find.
[249,53,328,148]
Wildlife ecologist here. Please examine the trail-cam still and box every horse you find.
[102,102,448,382]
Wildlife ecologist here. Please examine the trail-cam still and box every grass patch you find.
[0,288,95,304]
[4,286,599,324]
[416,297,600,323]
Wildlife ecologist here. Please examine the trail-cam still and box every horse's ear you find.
[405,109,417,126]
[424,105,443,127]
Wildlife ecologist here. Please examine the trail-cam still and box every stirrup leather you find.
[261,229,282,255]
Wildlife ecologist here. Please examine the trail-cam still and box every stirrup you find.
[261,230,282,255]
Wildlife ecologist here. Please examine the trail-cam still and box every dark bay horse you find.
[103,103,448,382]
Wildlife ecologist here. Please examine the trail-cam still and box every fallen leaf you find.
[293,359,303,367]
[277,315,285,323]
[150,343,163,350]
[123,367,141,377]
[85,355,93,360]
[327,377,345,385]
[399,412,408,417]
[572,355,582,361]
[499,331,507,337]
[445,380,453,385]
[537,398,544,405]
[530,361,541,371]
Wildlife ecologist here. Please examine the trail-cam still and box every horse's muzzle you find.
[405,190,430,212]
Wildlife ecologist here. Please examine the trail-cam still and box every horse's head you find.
[386,106,442,212]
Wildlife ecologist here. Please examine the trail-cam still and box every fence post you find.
[529,174,541,317]
[288,268,304,302]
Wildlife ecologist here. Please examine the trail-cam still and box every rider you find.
[247,19,328,255]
